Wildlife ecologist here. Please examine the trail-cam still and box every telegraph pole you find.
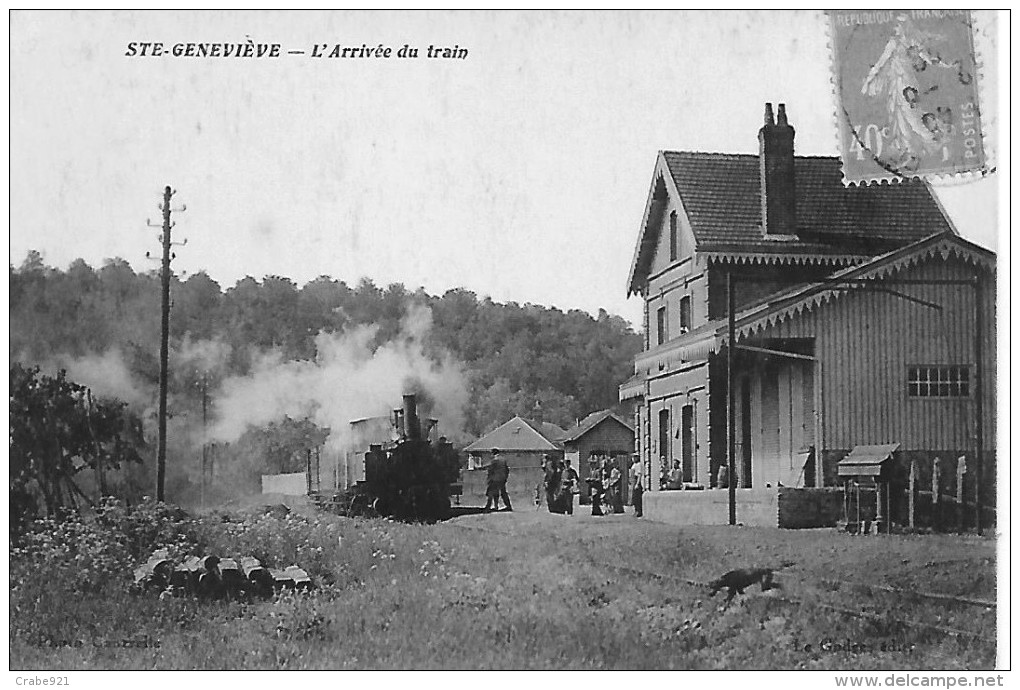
[201,375,209,509]
[148,186,185,503]
[156,186,172,502]
[727,270,736,526]
[85,389,107,496]
[973,273,984,535]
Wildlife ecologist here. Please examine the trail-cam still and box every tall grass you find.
[9,503,996,670]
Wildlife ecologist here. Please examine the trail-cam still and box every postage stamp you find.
[828,10,988,184]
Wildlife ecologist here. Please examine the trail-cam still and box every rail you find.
[442,521,995,646]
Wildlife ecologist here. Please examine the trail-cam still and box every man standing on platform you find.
[562,458,580,516]
[484,448,512,512]
[629,456,643,518]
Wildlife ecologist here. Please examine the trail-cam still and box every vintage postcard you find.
[7,10,1004,679]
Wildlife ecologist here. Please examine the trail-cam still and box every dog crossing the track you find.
[708,561,796,604]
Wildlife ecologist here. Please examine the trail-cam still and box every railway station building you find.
[619,103,996,527]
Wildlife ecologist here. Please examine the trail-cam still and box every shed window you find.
[907,366,969,398]
[669,212,678,262]
[656,306,667,346]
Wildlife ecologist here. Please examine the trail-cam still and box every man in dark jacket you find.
[484,449,512,511]
[543,454,562,513]
[561,459,580,515]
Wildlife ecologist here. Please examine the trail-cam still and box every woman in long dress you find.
[588,461,604,516]
[609,465,625,514]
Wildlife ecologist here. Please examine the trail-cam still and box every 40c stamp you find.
[828,10,988,185]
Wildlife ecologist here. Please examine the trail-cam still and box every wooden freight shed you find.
[620,102,996,529]
[561,410,635,503]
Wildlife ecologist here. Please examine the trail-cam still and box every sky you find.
[9,10,1002,329]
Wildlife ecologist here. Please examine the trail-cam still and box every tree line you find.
[9,251,641,512]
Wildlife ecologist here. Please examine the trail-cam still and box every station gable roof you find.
[627,152,956,295]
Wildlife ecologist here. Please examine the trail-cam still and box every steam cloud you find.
[51,348,149,407]
[175,335,231,375]
[208,305,470,453]
[30,306,469,495]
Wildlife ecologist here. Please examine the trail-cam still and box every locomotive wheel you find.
[372,496,392,517]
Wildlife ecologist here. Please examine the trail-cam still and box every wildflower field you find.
[9,499,998,670]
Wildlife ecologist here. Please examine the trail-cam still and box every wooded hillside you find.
[10,251,641,438]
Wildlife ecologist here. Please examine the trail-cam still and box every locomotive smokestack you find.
[402,394,421,440]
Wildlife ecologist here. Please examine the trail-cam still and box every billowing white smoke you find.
[208,305,469,453]
[175,335,231,376]
[44,336,232,413]
[51,348,149,408]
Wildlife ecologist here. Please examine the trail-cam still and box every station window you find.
[656,305,667,346]
[679,295,692,333]
[669,212,678,262]
[907,366,970,398]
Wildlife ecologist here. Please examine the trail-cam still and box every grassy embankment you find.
[9,500,997,670]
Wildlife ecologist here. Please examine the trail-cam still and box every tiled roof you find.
[663,152,954,252]
[463,415,566,453]
[628,151,956,294]
[560,410,634,443]
[519,417,568,443]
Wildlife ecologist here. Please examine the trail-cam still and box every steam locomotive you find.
[326,394,461,522]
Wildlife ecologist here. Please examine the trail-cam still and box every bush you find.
[10,498,200,593]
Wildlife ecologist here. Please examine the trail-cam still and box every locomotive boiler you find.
[324,394,461,522]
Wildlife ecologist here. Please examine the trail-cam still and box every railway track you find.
[818,578,995,609]
[442,520,996,645]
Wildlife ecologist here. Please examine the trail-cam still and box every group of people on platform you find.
[535,453,643,518]
[659,455,732,490]
[585,455,626,516]
[659,457,686,491]
[486,450,644,518]
[538,454,580,514]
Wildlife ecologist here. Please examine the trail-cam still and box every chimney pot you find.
[758,102,797,237]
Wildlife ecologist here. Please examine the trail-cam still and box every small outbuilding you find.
[838,443,899,533]
[462,416,566,505]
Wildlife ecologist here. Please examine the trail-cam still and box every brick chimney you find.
[531,400,544,425]
[758,102,797,236]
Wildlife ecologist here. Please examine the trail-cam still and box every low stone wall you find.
[643,487,847,528]
[642,488,778,527]
[777,487,843,528]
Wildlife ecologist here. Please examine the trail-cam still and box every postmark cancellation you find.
[828,10,989,185]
